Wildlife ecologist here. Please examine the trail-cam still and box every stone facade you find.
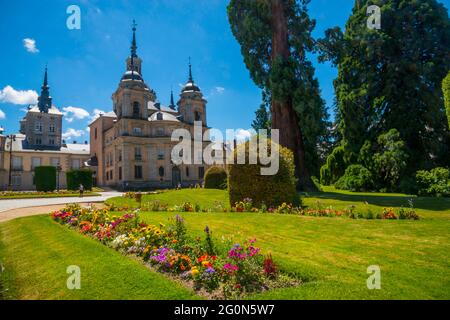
[88,25,212,190]
[0,68,90,191]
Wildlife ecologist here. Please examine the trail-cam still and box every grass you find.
[0,216,197,300]
[0,192,100,200]
[1,188,449,300]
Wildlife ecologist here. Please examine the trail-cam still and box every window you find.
[71,159,81,169]
[49,138,55,145]
[51,158,60,167]
[119,167,122,180]
[157,149,165,160]
[110,170,113,180]
[12,156,22,171]
[133,102,140,118]
[11,175,21,186]
[135,165,143,179]
[158,166,165,178]
[106,171,109,181]
[31,157,41,170]
[198,167,205,179]
[156,113,163,121]
[133,127,142,135]
[35,122,42,133]
[118,150,122,162]
[49,123,56,133]
[195,111,201,121]
[135,147,142,161]
[186,167,190,177]
[94,127,98,140]
[35,137,42,145]
[156,127,164,136]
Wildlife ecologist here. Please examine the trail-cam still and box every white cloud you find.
[0,109,5,119]
[0,85,38,105]
[63,106,90,122]
[215,86,225,94]
[62,128,84,140]
[90,108,107,122]
[235,129,253,142]
[86,127,90,133]
[23,38,39,53]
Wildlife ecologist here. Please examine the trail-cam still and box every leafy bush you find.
[204,166,228,190]
[335,165,373,192]
[228,139,298,208]
[34,166,56,192]
[373,129,409,190]
[320,146,347,185]
[66,169,93,191]
[416,167,450,197]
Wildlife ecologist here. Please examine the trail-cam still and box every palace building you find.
[0,68,90,191]
[88,23,212,190]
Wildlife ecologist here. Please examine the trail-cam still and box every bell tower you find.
[177,59,207,126]
[112,20,155,121]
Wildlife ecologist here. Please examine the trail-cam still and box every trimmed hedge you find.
[35,166,56,192]
[228,139,298,208]
[66,169,93,191]
[204,166,228,190]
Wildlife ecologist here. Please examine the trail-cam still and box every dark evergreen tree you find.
[318,0,450,172]
[228,0,329,188]
[252,90,272,132]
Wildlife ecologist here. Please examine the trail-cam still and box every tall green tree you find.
[228,0,328,189]
[444,71,450,129]
[318,0,450,171]
[252,91,272,132]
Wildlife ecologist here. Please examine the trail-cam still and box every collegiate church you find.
[88,23,211,190]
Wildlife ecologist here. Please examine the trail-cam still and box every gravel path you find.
[0,191,122,223]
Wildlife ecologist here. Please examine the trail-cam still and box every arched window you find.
[194,111,201,121]
[159,166,165,177]
[133,102,140,118]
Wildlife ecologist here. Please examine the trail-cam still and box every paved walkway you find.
[0,203,107,223]
[0,191,122,217]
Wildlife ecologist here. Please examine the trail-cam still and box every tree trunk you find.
[270,0,314,190]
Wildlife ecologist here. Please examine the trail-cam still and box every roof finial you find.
[188,57,193,82]
[131,19,137,58]
[170,88,175,108]
[43,64,48,87]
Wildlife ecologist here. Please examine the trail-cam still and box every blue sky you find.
[1,0,448,142]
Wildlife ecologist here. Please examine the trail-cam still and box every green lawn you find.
[1,188,449,300]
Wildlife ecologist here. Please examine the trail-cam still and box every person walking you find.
[79,184,84,198]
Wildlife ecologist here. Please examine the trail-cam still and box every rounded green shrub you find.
[204,166,228,190]
[321,146,347,185]
[335,165,373,192]
[228,140,298,208]
[35,166,56,192]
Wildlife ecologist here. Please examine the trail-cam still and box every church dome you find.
[182,80,201,93]
[121,70,144,82]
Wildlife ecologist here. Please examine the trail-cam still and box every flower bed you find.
[109,196,420,220]
[51,204,299,299]
[0,190,99,199]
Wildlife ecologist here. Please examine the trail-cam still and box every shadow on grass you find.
[303,191,450,212]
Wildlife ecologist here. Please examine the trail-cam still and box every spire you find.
[131,19,137,58]
[188,57,193,82]
[38,66,52,113]
[43,65,48,87]
[169,89,176,110]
